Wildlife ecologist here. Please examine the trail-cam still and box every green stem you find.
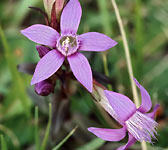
[41,103,52,150]
[52,126,78,150]
[110,0,147,149]
[35,106,40,150]
[110,0,139,107]
[102,53,112,90]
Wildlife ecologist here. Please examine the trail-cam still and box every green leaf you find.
[76,138,105,150]
[52,125,78,150]
[0,135,8,150]
[35,106,40,150]
[41,103,52,150]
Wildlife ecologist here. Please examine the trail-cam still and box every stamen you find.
[125,111,158,143]
[57,35,79,56]
[62,37,70,53]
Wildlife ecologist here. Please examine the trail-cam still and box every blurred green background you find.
[0,0,168,149]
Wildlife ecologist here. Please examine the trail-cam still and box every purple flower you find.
[35,79,55,96]
[21,0,117,92]
[88,79,159,150]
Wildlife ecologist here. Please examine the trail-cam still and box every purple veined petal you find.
[134,78,152,113]
[117,133,137,150]
[79,32,118,51]
[88,127,126,142]
[146,104,160,119]
[67,52,93,92]
[21,24,60,47]
[36,45,50,58]
[31,50,65,85]
[60,0,82,34]
[104,90,136,124]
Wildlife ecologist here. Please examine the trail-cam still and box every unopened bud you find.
[43,0,56,19]
[36,45,50,58]
[35,79,55,96]
[55,0,65,21]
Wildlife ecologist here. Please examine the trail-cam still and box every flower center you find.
[125,111,158,143]
[57,36,79,56]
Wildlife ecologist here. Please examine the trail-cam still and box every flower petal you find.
[21,24,60,47]
[79,32,117,51]
[67,53,93,92]
[31,50,65,85]
[146,104,160,119]
[104,90,136,124]
[60,0,82,34]
[134,78,152,113]
[88,127,126,141]
[117,133,136,150]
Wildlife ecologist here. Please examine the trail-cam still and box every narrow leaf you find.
[52,125,78,150]
[41,103,52,150]
[0,135,7,150]
[35,106,40,150]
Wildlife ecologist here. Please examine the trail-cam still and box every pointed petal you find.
[21,24,60,47]
[61,0,82,34]
[36,45,50,58]
[134,78,152,113]
[67,53,93,92]
[104,90,136,124]
[79,32,117,51]
[146,104,160,119]
[88,127,126,142]
[117,133,136,150]
[31,50,65,85]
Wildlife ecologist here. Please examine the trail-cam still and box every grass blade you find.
[35,106,40,150]
[0,135,7,150]
[41,103,52,150]
[52,125,78,150]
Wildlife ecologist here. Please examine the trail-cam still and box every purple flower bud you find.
[35,79,55,96]
[36,45,50,58]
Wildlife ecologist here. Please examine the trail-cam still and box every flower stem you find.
[141,141,148,150]
[110,0,147,149]
[110,0,139,107]
[102,53,112,91]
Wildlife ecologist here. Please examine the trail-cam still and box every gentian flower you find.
[21,0,117,92]
[88,79,159,150]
